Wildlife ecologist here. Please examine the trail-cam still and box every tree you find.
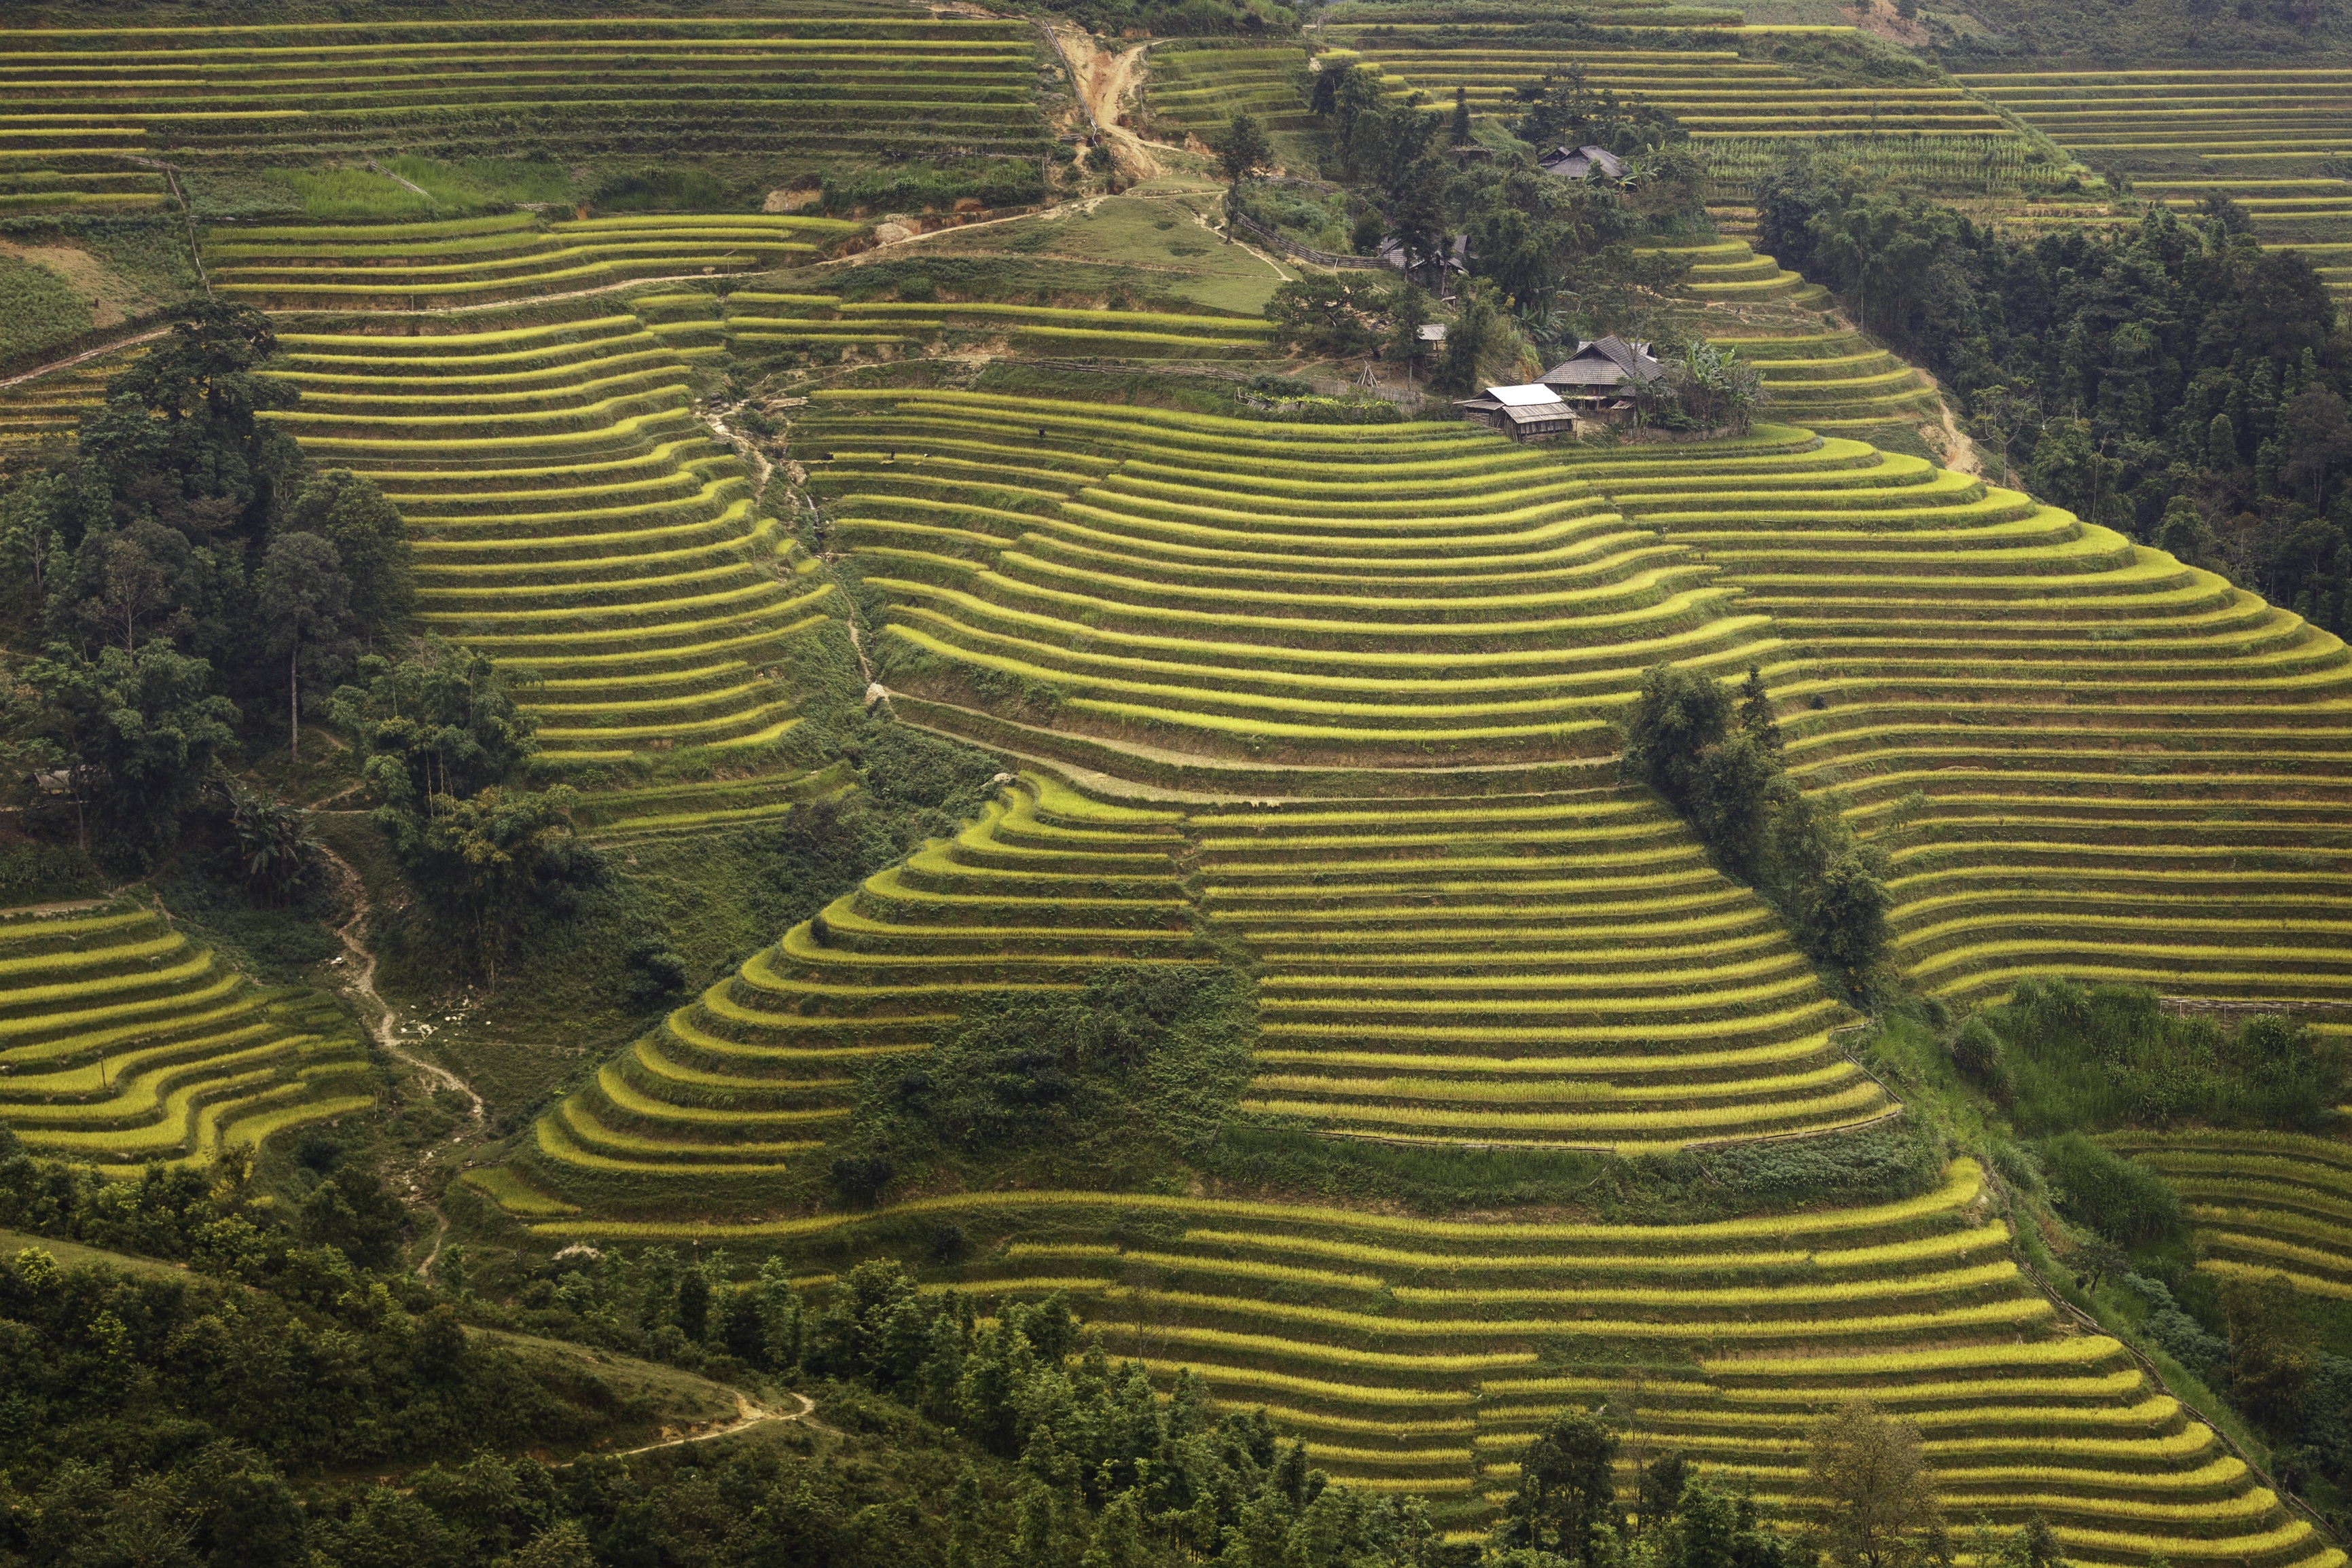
[1497,1411,1618,1562]
[412,784,602,976]
[1216,111,1272,183]
[1265,275,1381,358]
[0,469,98,626]
[1669,1478,1817,1568]
[1635,1453,1690,1533]
[1621,661,1733,809]
[1738,663,1782,755]
[280,469,414,645]
[253,531,352,761]
[1450,84,1472,146]
[213,780,321,902]
[1691,729,1783,882]
[1,640,237,863]
[1771,793,1894,989]
[77,299,304,547]
[2155,496,2215,566]
[74,526,187,653]
[332,642,539,851]
[1432,282,1508,397]
[509,1523,597,1568]
[1662,340,1765,432]
[1383,278,1434,381]
[2280,385,2352,507]
[1808,1400,1948,1568]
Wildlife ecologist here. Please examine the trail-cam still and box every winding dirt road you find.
[593,1390,829,1461]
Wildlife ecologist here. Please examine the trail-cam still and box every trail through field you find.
[0,327,170,390]
[1195,204,1292,282]
[314,842,486,1279]
[367,159,433,200]
[592,1390,829,1461]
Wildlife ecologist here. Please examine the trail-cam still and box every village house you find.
[1377,230,1471,285]
[1539,335,1663,423]
[1455,382,1580,441]
[1538,143,1627,182]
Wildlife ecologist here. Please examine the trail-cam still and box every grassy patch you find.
[0,253,91,363]
[911,194,1290,314]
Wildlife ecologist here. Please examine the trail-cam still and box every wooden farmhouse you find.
[1539,335,1664,423]
[1455,382,1580,441]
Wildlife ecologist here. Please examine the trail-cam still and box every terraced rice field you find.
[1956,69,2352,295]
[205,212,855,313]
[1585,439,2352,1010]
[1641,236,1828,308]
[787,389,2352,1051]
[632,288,1281,363]
[2106,1131,2352,1302]
[0,159,166,215]
[259,300,837,771]
[1646,238,1944,433]
[0,341,146,451]
[0,18,1051,192]
[0,902,372,1166]
[514,1158,2333,1563]
[1320,39,2042,191]
[519,391,1908,1162]
[526,771,1213,1195]
[801,388,1786,787]
[1144,46,1317,137]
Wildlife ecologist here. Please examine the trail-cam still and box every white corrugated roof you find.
[1487,383,1563,406]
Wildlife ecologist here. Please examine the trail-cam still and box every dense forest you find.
[1758,161,2352,631]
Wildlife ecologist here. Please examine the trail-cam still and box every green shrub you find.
[1993,977,2347,1134]
[2043,1131,2185,1245]
[590,167,741,213]
[1949,1016,2012,1101]
[0,842,102,906]
[829,963,1256,1203]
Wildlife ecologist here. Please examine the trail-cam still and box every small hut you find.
[1455,383,1579,441]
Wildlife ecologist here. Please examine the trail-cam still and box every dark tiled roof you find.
[1537,143,1627,180]
[1538,335,1663,388]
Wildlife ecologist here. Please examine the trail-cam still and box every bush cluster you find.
[825,964,1257,1205]
[1621,663,1891,991]
[1968,977,2347,1133]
